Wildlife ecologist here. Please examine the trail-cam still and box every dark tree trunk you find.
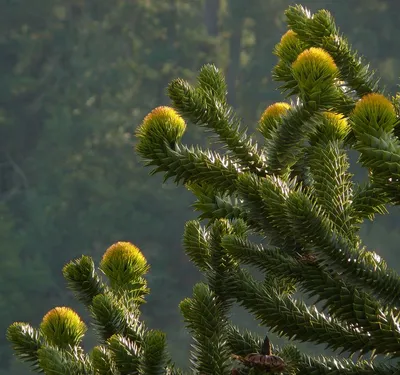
[158,0,178,104]
[226,0,246,108]
[204,0,220,37]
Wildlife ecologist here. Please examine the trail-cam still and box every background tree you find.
[1,0,215,370]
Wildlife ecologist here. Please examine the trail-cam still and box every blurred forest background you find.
[1,0,399,373]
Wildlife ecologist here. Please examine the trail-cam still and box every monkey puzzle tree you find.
[6,4,400,375]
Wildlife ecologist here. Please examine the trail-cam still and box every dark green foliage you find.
[134,3,400,373]
[6,244,185,375]
[180,284,232,374]
[6,323,43,372]
[63,256,105,307]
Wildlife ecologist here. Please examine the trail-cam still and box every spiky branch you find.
[7,4,400,375]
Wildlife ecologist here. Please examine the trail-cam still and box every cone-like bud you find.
[310,112,349,145]
[292,47,338,82]
[258,102,291,139]
[291,48,339,107]
[351,93,397,133]
[40,307,86,348]
[100,242,149,287]
[273,30,307,90]
[136,106,186,159]
[274,30,306,62]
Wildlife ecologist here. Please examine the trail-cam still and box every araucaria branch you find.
[7,4,400,375]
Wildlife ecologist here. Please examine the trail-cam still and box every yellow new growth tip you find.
[321,112,349,139]
[136,106,186,158]
[101,241,149,282]
[280,30,298,46]
[137,106,186,138]
[102,241,145,266]
[143,106,184,128]
[322,112,349,131]
[40,307,86,346]
[292,47,338,76]
[261,102,291,122]
[274,29,304,62]
[353,93,396,118]
[352,93,397,132]
[258,102,291,139]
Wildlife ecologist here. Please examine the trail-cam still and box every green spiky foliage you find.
[7,4,400,375]
[135,3,400,374]
[7,242,174,375]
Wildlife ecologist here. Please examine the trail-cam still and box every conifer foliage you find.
[7,5,400,375]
